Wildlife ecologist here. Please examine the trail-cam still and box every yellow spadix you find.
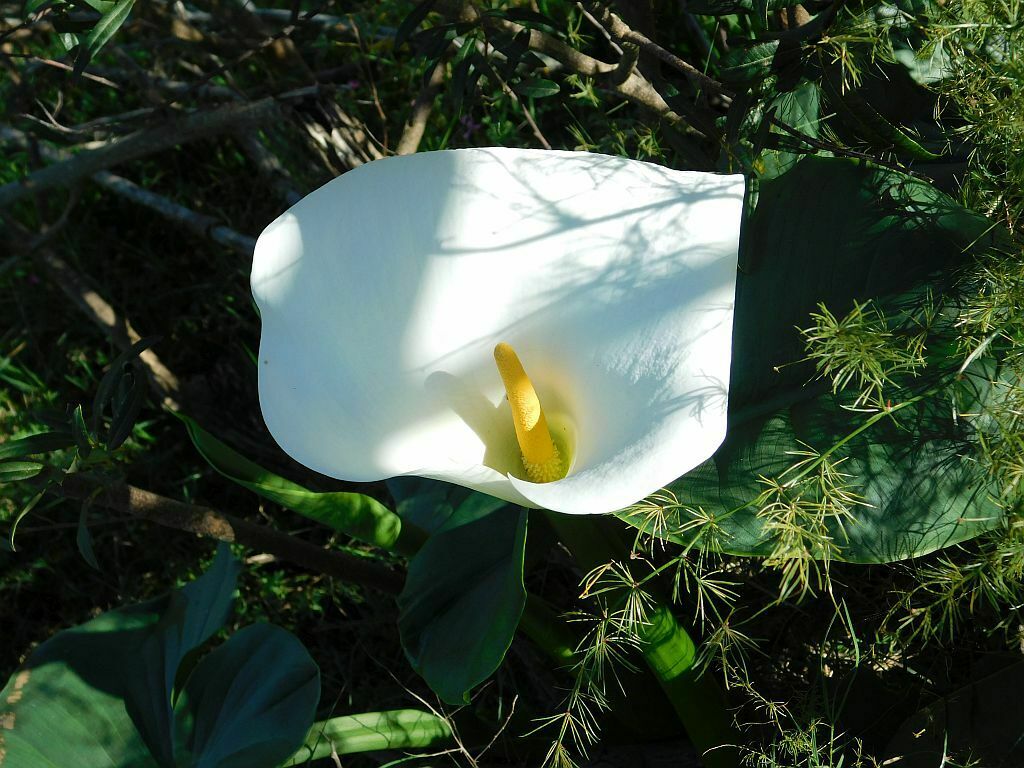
[493,342,566,484]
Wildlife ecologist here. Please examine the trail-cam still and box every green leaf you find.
[515,77,560,98]
[618,157,1006,563]
[823,69,941,160]
[177,413,413,553]
[0,545,238,768]
[0,604,161,768]
[172,623,319,768]
[283,710,453,765]
[688,0,803,14]
[105,368,145,450]
[0,431,74,461]
[24,0,62,14]
[6,490,45,552]
[398,493,528,704]
[734,156,995,408]
[719,40,786,85]
[92,337,156,434]
[77,498,101,570]
[885,659,1024,766]
[0,460,44,482]
[395,0,437,49]
[126,544,241,764]
[386,476,461,535]
[72,404,93,459]
[80,0,134,58]
[761,79,820,176]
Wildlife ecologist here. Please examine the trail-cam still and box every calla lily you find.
[252,148,744,515]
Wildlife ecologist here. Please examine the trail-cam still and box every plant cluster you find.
[2,0,1024,767]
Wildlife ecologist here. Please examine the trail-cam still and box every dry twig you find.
[0,88,322,208]
[43,470,406,594]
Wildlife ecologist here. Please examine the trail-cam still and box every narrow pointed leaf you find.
[178,413,410,553]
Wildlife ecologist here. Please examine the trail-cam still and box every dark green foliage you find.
[0,546,319,768]
[620,157,1006,572]
[398,493,527,704]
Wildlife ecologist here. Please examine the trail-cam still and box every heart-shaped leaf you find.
[398,493,527,704]
[0,545,239,768]
[172,623,320,768]
[619,157,1007,563]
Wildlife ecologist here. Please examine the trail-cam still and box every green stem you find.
[519,594,577,665]
[283,710,452,765]
[544,512,741,768]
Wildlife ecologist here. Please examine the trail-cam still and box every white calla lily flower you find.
[252,148,744,515]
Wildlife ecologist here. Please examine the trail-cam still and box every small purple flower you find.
[346,79,361,90]
[459,114,482,140]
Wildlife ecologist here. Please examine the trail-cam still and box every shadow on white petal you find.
[253,148,744,513]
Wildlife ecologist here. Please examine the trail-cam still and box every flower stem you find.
[544,512,740,768]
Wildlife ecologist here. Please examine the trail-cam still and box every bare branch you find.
[33,245,184,408]
[437,0,716,138]
[0,88,321,209]
[0,126,257,256]
[234,130,303,208]
[44,470,406,595]
[595,5,735,98]
[396,57,447,156]
[93,171,258,255]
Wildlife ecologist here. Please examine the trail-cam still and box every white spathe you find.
[252,148,744,515]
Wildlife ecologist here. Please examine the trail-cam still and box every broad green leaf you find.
[733,157,995,409]
[283,710,453,765]
[761,79,820,176]
[0,602,161,768]
[0,545,238,768]
[172,623,319,768]
[618,157,1006,563]
[398,493,527,704]
[122,544,241,764]
[884,659,1024,766]
[178,414,413,554]
[386,476,461,535]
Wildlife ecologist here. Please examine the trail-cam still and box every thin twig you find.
[41,470,406,595]
[0,87,322,209]
[595,5,734,98]
[437,0,712,138]
[33,245,184,408]
[0,126,257,256]
[234,130,303,207]
[94,171,258,255]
